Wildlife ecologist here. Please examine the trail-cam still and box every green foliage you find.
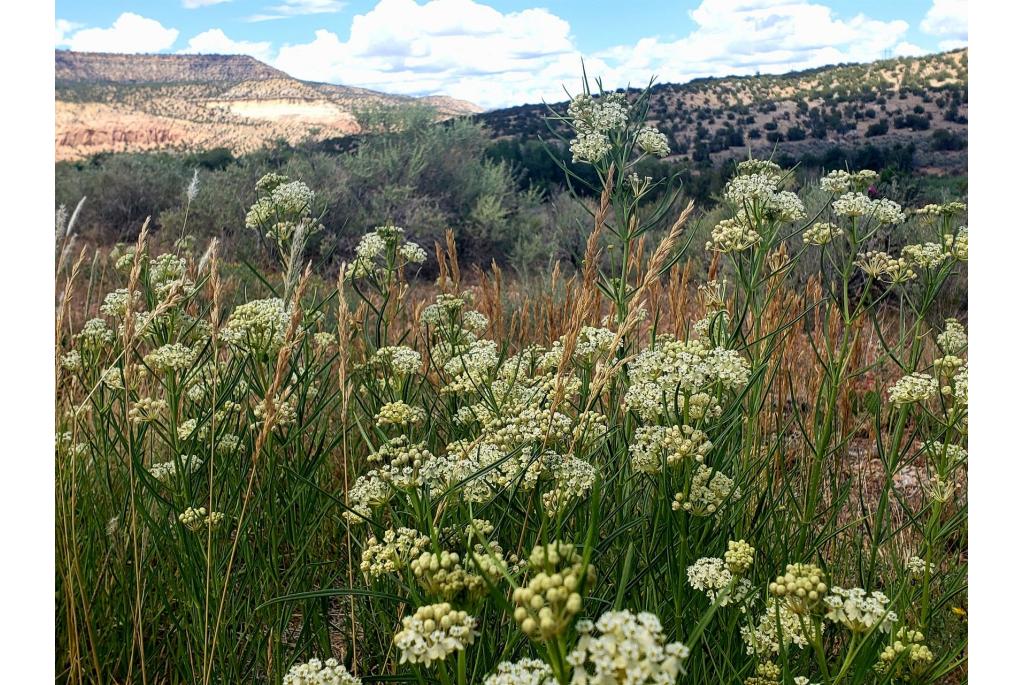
[56,109,543,269]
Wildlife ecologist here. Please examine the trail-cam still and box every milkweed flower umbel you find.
[393,603,477,666]
[282,657,361,685]
[513,541,595,640]
[484,658,556,685]
[222,298,289,355]
[824,587,897,634]
[888,372,939,405]
[769,563,828,614]
[567,610,689,684]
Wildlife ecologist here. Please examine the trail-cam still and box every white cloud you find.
[273,0,925,108]
[181,29,274,61]
[274,0,583,107]
[55,19,82,45]
[592,1,913,89]
[248,0,346,22]
[183,0,231,8]
[893,41,927,58]
[55,12,179,53]
[921,0,966,49]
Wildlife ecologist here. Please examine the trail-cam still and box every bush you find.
[932,128,967,151]
[866,120,890,137]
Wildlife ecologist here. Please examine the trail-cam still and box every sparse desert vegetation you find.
[56,76,967,685]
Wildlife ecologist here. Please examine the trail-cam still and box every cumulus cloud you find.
[183,0,232,8]
[181,29,274,61]
[274,0,583,107]
[248,0,346,22]
[55,12,179,53]
[921,0,967,48]
[273,0,924,108]
[55,19,82,46]
[592,1,919,88]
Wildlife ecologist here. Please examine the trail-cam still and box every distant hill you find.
[478,49,968,174]
[55,50,483,161]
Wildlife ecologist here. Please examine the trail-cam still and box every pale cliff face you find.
[55,50,483,161]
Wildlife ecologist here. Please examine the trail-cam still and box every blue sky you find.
[55,0,968,108]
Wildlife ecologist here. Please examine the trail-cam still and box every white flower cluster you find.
[282,657,361,685]
[393,603,477,666]
[129,396,168,423]
[541,453,597,515]
[674,465,737,516]
[148,454,201,482]
[100,288,140,318]
[832,193,905,224]
[514,541,595,640]
[567,93,628,163]
[802,222,843,246]
[625,338,749,422]
[56,431,88,459]
[570,131,613,165]
[819,169,878,194]
[61,350,82,372]
[77,318,116,350]
[346,225,427,280]
[149,253,192,297]
[915,201,966,218]
[824,587,897,634]
[723,167,806,223]
[736,160,782,176]
[769,562,828,614]
[725,539,755,574]
[101,367,124,390]
[144,343,197,373]
[945,227,967,261]
[421,292,479,331]
[568,610,689,685]
[902,243,947,270]
[952,365,967,407]
[178,506,225,531]
[245,174,321,243]
[547,326,618,365]
[740,598,808,655]
[744,662,783,685]
[875,628,933,679]
[442,339,500,393]
[484,658,556,685]
[372,346,423,375]
[370,436,435,489]
[907,555,936,578]
[636,126,671,157]
[222,298,289,355]
[707,218,761,253]
[253,390,300,430]
[936,319,967,355]
[629,424,712,473]
[888,372,938,405]
[271,181,315,217]
[855,251,917,284]
[725,173,780,206]
[687,557,734,602]
[411,549,481,598]
[343,470,391,523]
[375,401,427,428]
